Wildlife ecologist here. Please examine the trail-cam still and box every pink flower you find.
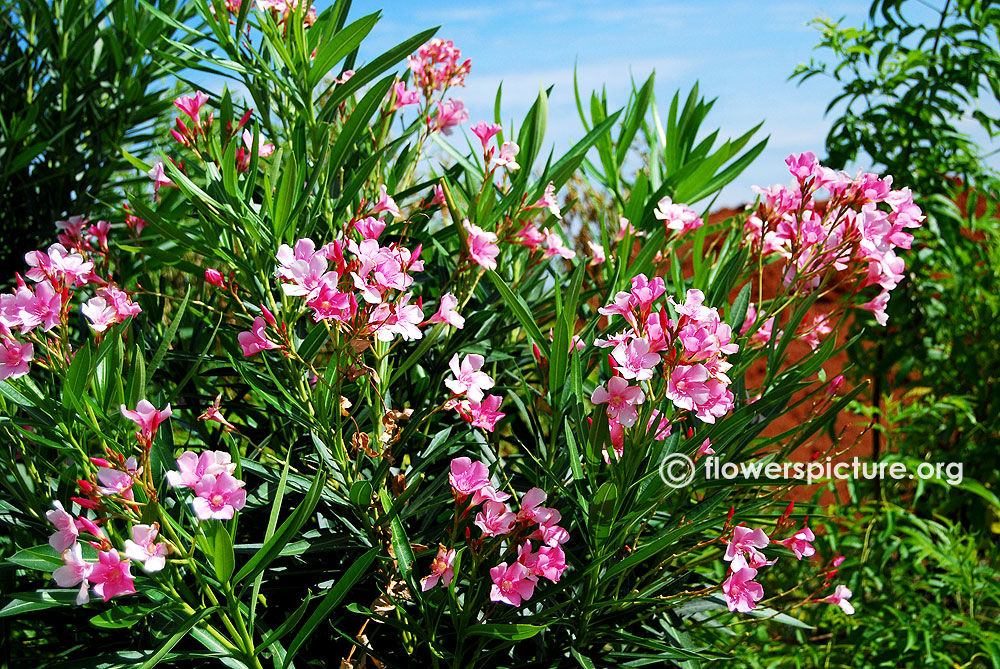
[53,543,93,605]
[470,121,502,149]
[542,229,576,260]
[192,472,247,520]
[515,222,546,251]
[722,566,764,613]
[82,296,117,332]
[475,500,517,537]
[654,196,703,233]
[697,438,715,456]
[241,128,275,158]
[666,364,711,413]
[785,151,818,182]
[429,293,465,328]
[166,450,236,488]
[430,98,469,134]
[432,184,447,205]
[0,338,33,380]
[408,38,471,91]
[420,545,456,591]
[99,284,141,320]
[148,162,175,195]
[121,400,172,445]
[859,290,890,326]
[307,279,354,322]
[174,91,209,123]
[611,337,660,381]
[823,584,855,614]
[465,394,505,432]
[519,541,568,582]
[495,141,520,170]
[528,182,561,219]
[96,457,140,499]
[123,524,169,573]
[371,185,401,219]
[591,377,645,428]
[781,527,816,560]
[88,550,136,601]
[445,353,494,402]
[237,316,283,356]
[354,216,387,240]
[489,561,536,607]
[205,268,226,287]
[463,220,500,270]
[586,241,606,266]
[46,501,79,552]
[448,457,490,498]
[14,280,62,333]
[392,81,420,110]
[725,526,771,567]
[825,375,845,396]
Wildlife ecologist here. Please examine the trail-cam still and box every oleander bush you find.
[0,1,979,667]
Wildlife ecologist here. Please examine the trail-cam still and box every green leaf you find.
[308,12,380,89]
[91,602,164,629]
[213,524,236,584]
[7,545,63,572]
[467,623,547,640]
[282,547,378,668]
[0,590,78,617]
[148,288,190,381]
[485,270,550,358]
[139,606,219,669]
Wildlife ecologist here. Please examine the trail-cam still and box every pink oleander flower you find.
[489,561,536,607]
[448,457,490,498]
[408,38,471,91]
[654,196,703,233]
[369,293,424,342]
[99,284,141,320]
[782,527,816,560]
[725,526,771,566]
[429,293,465,328]
[420,545,457,591]
[591,377,645,428]
[823,584,855,614]
[785,151,818,182]
[371,185,401,219]
[666,364,711,413]
[82,296,117,332]
[392,81,420,110]
[46,501,79,552]
[13,280,62,334]
[826,374,845,396]
[475,500,517,537]
[121,400,173,445]
[148,162,175,195]
[586,240,606,266]
[237,316,283,356]
[432,184,447,206]
[53,543,93,605]
[354,216,387,240]
[528,182,561,219]
[307,279,354,323]
[611,337,660,381]
[518,540,567,582]
[96,457,140,499]
[174,91,209,123]
[87,220,111,249]
[471,481,511,506]
[533,520,570,547]
[430,98,469,134]
[88,549,136,601]
[166,450,236,488]
[465,394,506,432]
[205,268,226,287]
[0,338,33,380]
[542,229,575,260]
[515,222,546,251]
[463,220,500,270]
[470,121,502,149]
[495,141,520,170]
[722,566,764,613]
[859,290,890,326]
[516,487,548,524]
[697,438,715,457]
[123,524,169,573]
[192,472,247,520]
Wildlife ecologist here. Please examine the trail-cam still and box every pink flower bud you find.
[205,269,225,287]
[260,304,277,327]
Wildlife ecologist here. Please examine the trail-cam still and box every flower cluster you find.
[407,38,471,92]
[443,354,505,432]
[167,450,247,520]
[592,279,739,459]
[745,152,924,325]
[169,90,275,176]
[420,458,569,607]
[0,218,142,379]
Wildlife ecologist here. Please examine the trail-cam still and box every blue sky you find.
[349,0,874,207]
